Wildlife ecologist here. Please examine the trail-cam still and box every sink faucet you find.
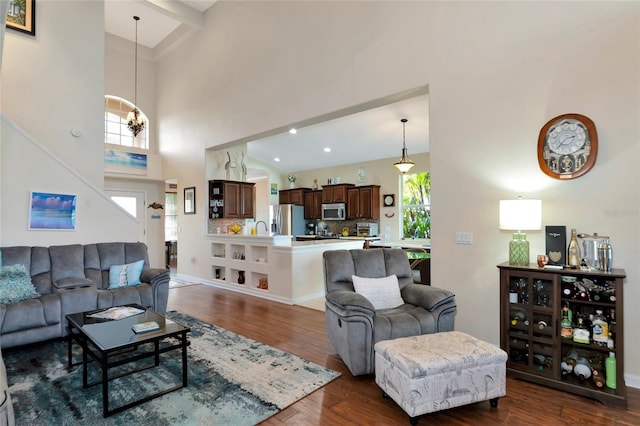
[256,221,268,234]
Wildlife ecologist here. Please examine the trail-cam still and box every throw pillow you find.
[352,274,404,310]
[108,260,144,289]
[0,264,40,304]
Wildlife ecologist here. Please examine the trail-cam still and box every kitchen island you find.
[205,234,364,304]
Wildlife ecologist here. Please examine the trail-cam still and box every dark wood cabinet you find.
[209,180,255,219]
[304,190,323,219]
[347,185,380,220]
[278,188,310,205]
[498,263,626,408]
[321,184,354,203]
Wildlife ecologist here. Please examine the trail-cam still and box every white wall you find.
[155,1,640,383]
[1,1,105,186]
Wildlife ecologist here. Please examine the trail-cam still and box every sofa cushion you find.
[50,244,85,281]
[0,294,60,333]
[0,265,39,304]
[352,274,404,310]
[108,260,144,289]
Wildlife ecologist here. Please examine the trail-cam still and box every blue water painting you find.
[104,150,147,175]
[29,192,77,230]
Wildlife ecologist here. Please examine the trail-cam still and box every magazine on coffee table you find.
[86,306,145,320]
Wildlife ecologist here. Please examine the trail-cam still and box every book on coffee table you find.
[87,306,145,320]
[132,321,160,333]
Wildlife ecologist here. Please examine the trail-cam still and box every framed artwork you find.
[29,191,76,230]
[383,194,395,207]
[6,0,36,36]
[184,187,196,215]
[104,150,147,175]
[270,183,278,195]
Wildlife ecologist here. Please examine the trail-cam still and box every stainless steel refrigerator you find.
[269,204,307,236]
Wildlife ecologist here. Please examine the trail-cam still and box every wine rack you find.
[498,262,626,408]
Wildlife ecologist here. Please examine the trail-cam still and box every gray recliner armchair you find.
[323,248,456,376]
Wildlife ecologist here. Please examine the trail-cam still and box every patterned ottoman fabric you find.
[375,331,507,419]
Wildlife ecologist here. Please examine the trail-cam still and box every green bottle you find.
[605,352,616,389]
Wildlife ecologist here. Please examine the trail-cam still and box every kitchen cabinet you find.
[304,190,323,219]
[498,263,626,408]
[322,184,354,203]
[347,185,380,220]
[279,188,310,205]
[209,180,255,219]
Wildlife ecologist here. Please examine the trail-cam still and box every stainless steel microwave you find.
[322,203,346,221]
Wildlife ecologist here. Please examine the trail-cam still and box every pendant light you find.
[126,16,145,137]
[393,118,415,173]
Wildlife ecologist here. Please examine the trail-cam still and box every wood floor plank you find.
[168,284,640,425]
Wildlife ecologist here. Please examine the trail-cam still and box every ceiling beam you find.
[143,0,206,29]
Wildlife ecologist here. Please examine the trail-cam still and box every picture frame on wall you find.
[6,0,36,36]
[28,191,76,231]
[184,187,196,215]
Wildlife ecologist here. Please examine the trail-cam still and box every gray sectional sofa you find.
[0,242,170,349]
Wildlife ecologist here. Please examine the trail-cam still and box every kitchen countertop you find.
[369,239,431,250]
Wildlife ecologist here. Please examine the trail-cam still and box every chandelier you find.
[127,16,145,137]
[393,118,415,173]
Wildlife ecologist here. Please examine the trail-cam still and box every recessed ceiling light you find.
[289,128,297,134]
[324,147,331,152]
[274,157,281,162]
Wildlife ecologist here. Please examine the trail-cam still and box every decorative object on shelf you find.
[240,151,248,182]
[258,278,268,290]
[237,270,245,284]
[537,113,598,180]
[126,16,145,137]
[356,167,367,185]
[383,194,395,207]
[184,187,196,214]
[545,225,566,266]
[499,197,542,266]
[229,224,242,234]
[393,118,415,173]
[312,178,318,190]
[287,174,297,188]
[6,0,35,35]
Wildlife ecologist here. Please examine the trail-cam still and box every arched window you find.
[104,95,149,149]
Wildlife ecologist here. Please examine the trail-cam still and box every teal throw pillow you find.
[0,264,40,304]
[108,260,144,289]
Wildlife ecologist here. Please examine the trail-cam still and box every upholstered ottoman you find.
[375,331,507,424]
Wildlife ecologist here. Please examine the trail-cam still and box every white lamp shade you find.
[499,199,542,231]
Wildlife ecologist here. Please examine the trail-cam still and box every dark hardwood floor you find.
[167,284,640,425]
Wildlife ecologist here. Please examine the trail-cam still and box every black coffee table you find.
[66,305,190,417]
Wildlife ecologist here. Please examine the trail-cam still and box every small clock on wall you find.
[537,113,598,180]
[383,194,395,207]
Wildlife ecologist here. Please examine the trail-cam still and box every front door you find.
[106,190,146,243]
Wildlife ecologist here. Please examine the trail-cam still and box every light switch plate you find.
[455,232,473,245]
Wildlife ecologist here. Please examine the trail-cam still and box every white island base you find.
[203,234,365,305]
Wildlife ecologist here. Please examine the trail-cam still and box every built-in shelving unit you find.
[210,237,272,291]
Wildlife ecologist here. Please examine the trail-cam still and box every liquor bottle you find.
[568,228,581,267]
[591,310,609,347]
[605,352,617,389]
[511,310,529,327]
[560,305,573,340]
[573,315,590,344]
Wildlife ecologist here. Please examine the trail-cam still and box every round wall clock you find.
[383,194,395,207]
[537,113,598,180]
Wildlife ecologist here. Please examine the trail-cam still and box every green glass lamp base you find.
[509,233,530,266]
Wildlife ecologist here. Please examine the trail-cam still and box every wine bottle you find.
[574,356,592,380]
[568,228,580,267]
[591,357,605,388]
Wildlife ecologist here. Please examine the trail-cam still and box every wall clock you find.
[383,194,395,207]
[537,113,598,180]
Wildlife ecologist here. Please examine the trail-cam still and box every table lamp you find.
[499,198,542,266]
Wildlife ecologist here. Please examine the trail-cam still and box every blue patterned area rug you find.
[5,312,340,425]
